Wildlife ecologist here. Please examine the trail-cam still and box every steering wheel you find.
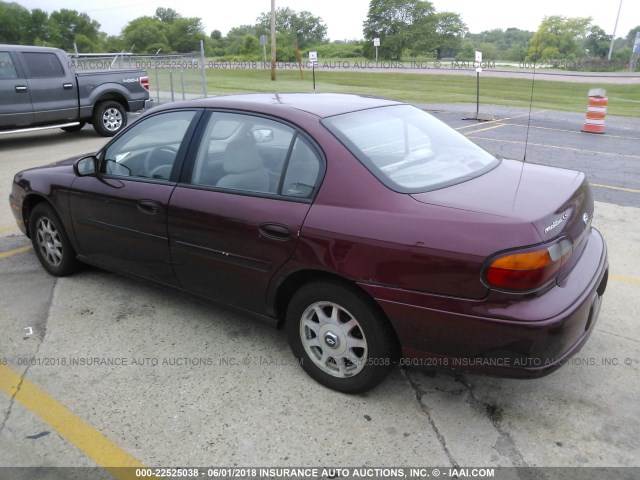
[149,164,174,180]
[143,145,178,175]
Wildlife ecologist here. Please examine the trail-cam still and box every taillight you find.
[484,238,573,291]
[140,76,149,91]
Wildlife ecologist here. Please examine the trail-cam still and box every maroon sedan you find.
[9,93,608,393]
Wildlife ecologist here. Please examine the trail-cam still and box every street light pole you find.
[607,0,623,61]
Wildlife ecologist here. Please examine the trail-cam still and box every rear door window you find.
[21,52,65,78]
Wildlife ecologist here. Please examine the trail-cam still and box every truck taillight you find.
[483,237,573,292]
[140,76,149,91]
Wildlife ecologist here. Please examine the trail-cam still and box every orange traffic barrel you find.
[583,88,607,134]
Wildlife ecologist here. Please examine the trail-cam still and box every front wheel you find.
[286,281,398,394]
[29,203,80,277]
[92,100,127,137]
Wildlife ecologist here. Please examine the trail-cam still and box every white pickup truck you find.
[0,44,152,136]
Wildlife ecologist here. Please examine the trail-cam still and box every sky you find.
[13,0,640,41]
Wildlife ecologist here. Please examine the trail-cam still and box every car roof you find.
[154,93,405,118]
[0,44,64,53]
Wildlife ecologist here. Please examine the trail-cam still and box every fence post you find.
[169,71,175,102]
[180,70,186,100]
[155,65,160,104]
[200,39,207,98]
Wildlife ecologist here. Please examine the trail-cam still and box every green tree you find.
[48,9,101,51]
[256,7,327,54]
[526,16,592,62]
[168,17,206,52]
[101,34,123,52]
[477,42,499,60]
[155,7,180,24]
[461,28,533,61]
[584,25,611,58]
[122,16,170,53]
[123,10,205,53]
[27,8,50,45]
[240,35,259,56]
[224,25,258,56]
[0,1,31,44]
[431,12,466,58]
[73,33,96,52]
[362,0,436,60]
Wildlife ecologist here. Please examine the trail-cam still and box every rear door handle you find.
[15,85,28,92]
[137,200,162,215]
[259,223,291,241]
[63,83,74,90]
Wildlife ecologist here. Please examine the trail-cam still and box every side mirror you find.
[252,128,274,143]
[75,156,97,176]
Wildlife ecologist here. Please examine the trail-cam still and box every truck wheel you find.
[93,101,127,137]
[61,122,86,132]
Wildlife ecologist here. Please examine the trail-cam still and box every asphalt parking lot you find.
[0,107,639,479]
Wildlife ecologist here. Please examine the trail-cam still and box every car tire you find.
[61,122,86,132]
[286,280,398,394]
[92,100,127,137]
[29,203,80,277]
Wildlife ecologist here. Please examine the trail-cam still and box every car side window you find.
[102,111,197,181]
[191,112,294,194]
[281,137,322,198]
[0,52,18,79]
[21,52,65,78]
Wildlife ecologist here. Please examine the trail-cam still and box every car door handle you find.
[63,83,74,90]
[15,85,28,92]
[259,223,291,241]
[137,200,162,215]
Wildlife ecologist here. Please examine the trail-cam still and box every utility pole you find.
[607,0,623,61]
[270,0,276,81]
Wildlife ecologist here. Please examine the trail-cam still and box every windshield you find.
[323,104,500,193]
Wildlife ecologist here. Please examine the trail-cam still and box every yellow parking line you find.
[591,183,640,194]
[500,123,640,141]
[456,110,549,131]
[468,136,640,160]
[0,364,149,479]
[610,274,640,286]
[464,123,508,135]
[0,225,18,232]
[0,245,32,259]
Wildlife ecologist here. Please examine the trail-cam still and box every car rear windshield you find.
[323,104,500,193]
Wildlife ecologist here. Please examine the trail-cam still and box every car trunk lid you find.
[411,159,594,283]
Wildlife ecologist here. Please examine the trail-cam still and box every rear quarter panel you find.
[281,122,542,300]
[76,71,149,118]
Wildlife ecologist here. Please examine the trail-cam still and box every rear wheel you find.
[93,100,126,137]
[29,203,80,277]
[286,281,398,394]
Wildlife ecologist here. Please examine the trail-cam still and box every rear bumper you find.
[359,228,608,378]
[129,98,152,112]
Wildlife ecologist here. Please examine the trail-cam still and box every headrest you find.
[224,139,262,173]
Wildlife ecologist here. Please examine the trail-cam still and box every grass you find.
[150,67,640,117]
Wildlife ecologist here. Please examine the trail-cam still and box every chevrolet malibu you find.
[9,93,608,393]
